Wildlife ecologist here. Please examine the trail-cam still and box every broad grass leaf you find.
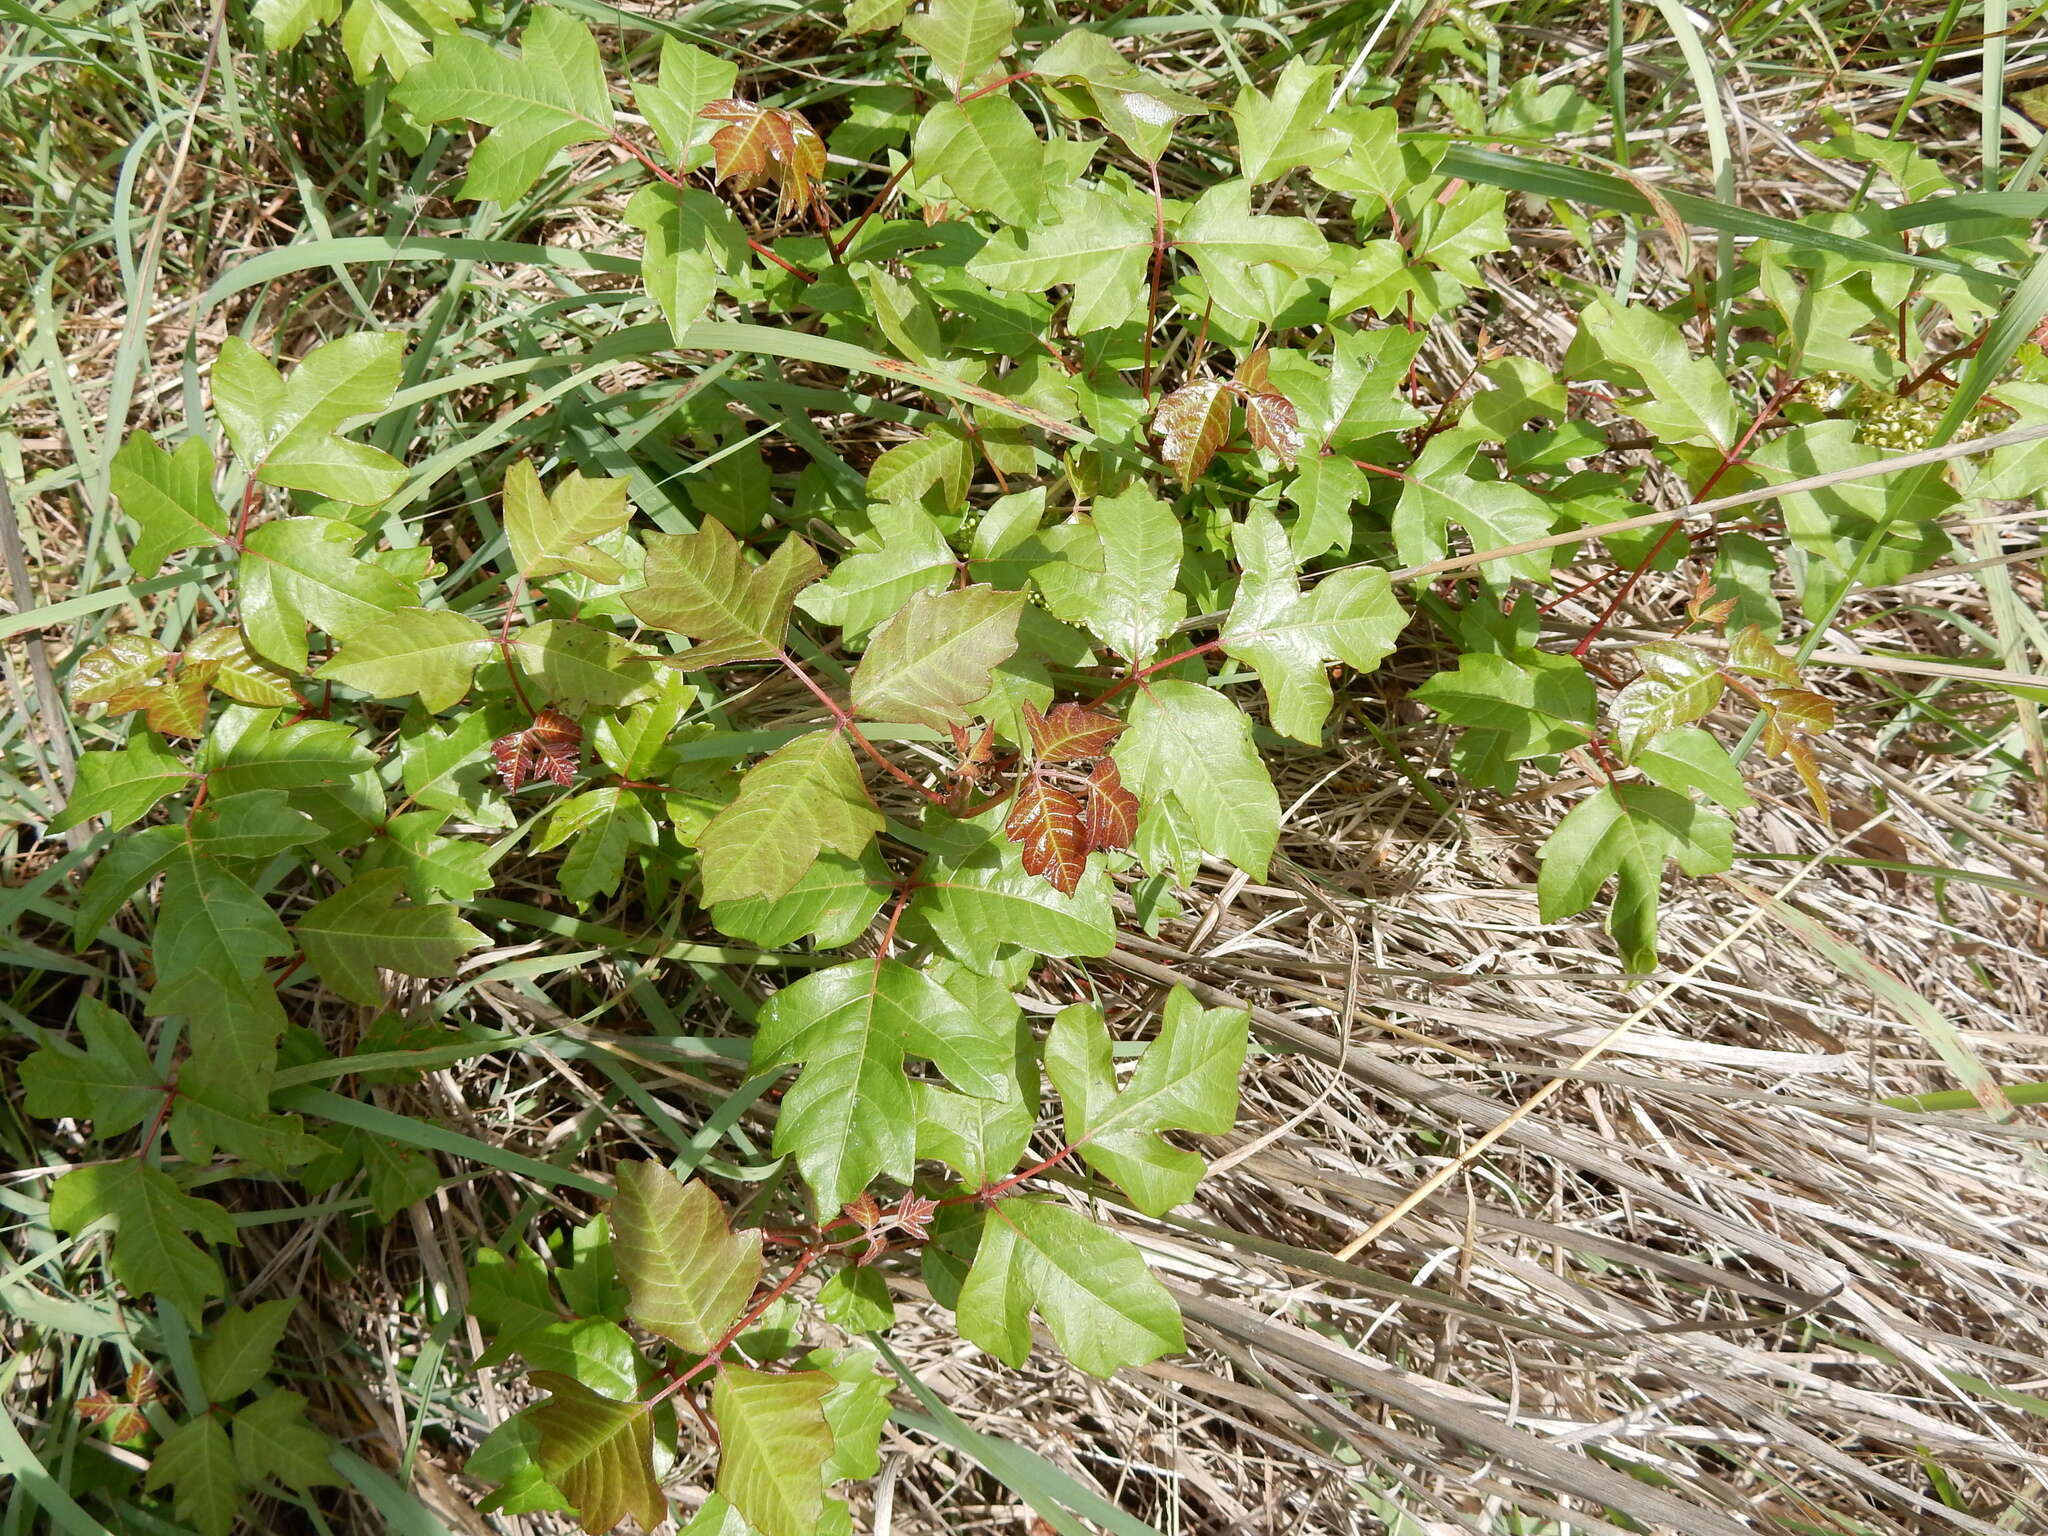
[611,1162,762,1352]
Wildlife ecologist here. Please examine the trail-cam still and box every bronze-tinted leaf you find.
[525,1372,665,1536]
[1234,346,1270,393]
[1243,390,1302,467]
[1004,773,1087,894]
[104,659,221,738]
[948,721,999,786]
[491,709,582,791]
[71,635,170,706]
[1081,757,1139,852]
[1760,687,1835,819]
[700,98,827,217]
[1152,379,1234,488]
[1022,699,1123,762]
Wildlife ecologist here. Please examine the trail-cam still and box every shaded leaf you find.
[144,1415,241,1536]
[20,998,163,1139]
[532,786,661,906]
[199,1300,296,1403]
[293,866,487,1005]
[49,1162,237,1317]
[232,1389,339,1491]
[525,1372,665,1536]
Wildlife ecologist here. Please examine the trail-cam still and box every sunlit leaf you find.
[611,1162,762,1352]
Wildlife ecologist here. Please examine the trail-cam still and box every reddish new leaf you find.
[1022,699,1123,762]
[700,99,827,218]
[1234,346,1270,393]
[1760,687,1836,820]
[1153,379,1234,488]
[948,721,1000,787]
[1005,773,1087,895]
[1081,758,1139,853]
[1243,390,1302,467]
[491,709,582,791]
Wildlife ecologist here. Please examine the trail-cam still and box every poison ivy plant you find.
[28,3,2036,1531]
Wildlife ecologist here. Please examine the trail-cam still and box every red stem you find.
[644,1247,823,1409]
[943,1140,1085,1206]
[1087,638,1225,708]
[958,69,1035,104]
[776,649,948,807]
[830,161,911,259]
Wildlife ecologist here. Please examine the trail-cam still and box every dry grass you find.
[6,2,2048,1534]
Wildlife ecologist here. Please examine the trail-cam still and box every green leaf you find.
[711,847,891,948]
[968,182,1151,334]
[20,998,163,1139]
[1537,784,1733,971]
[911,811,1115,973]
[240,516,414,671]
[1176,180,1328,321]
[1038,483,1182,664]
[112,432,229,576]
[232,1389,339,1491]
[753,957,1009,1211]
[852,584,1024,729]
[913,94,1042,225]
[1032,31,1205,162]
[1413,649,1596,759]
[199,1299,297,1403]
[793,502,955,637]
[713,1366,835,1536]
[184,626,298,708]
[915,999,1037,1188]
[903,0,1017,89]
[154,841,294,993]
[626,183,749,341]
[697,731,882,907]
[293,866,487,1005]
[1232,59,1345,183]
[337,0,472,82]
[866,426,973,508]
[394,7,614,202]
[1044,987,1247,1216]
[70,633,169,704]
[189,787,323,861]
[812,1345,889,1482]
[1610,641,1725,762]
[315,606,494,711]
[504,459,633,583]
[530,786,660,906]
[143,1415,241,1536]
[211,332,408,502]
[819,1266,896,1331]
[1636,725,1753,812]
[1393,432,1554,584]
[48,732,191,833]
[510,620,658,712]
[611,1162,763,1352]
[956,1198,1182,1376]
[524,1372,665,1536]
[72,824,182,945]
[627,520,823,667]
[1412,183,1509,284]
[1114,680,1278,880]
[206,716,376,797]
[636,39,737,165]
[1221,506,1407,742]
[49,1162,237,1317]
[469,1249,637,1398]
[1570,295,1740,453]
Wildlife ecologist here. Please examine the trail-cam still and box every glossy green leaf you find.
[1044,989,1246,1216]
[956,1197,1182,1376]
[636,39,737,164]
[1032,30,1204,162]
[913,94,1042,225]
[1221,506,1408,742]
[1570,295,1740,454]
[47,732,192,833]
[1114,681,1278,880]
[611,1162,762,1352]
[184,626,299,708]
[1232,59,1345,183]
[240,515,414,671]
[20,998,163,1139]
[1610,641,1726,762]
[233,1389,339,1491]
[49,1162,237,1317]
[143,1414,241,1536]
[968,183,1151,333]
[510,619,658,712]
[911,811,1115,972]
[316,606,494,711]
[112,432,229,576]
[628,520,823,667]
[1039,483,1182,664]
[524,1372,665,1536]
[710,847,891,948]
[1537,784,1734,971]
[753,957,1009,1211]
